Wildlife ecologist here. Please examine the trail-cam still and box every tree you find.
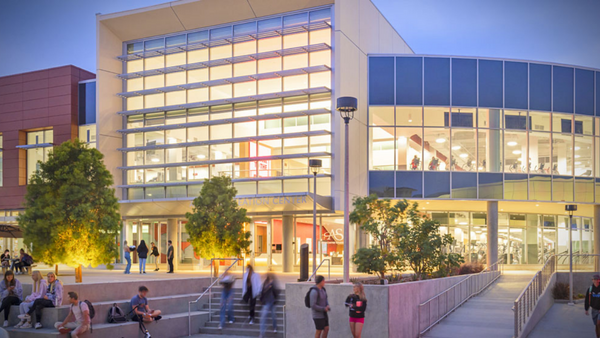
[349,195,406,279]
[18,140,121,283]
[394,202,463,279]
[185,176,251,275]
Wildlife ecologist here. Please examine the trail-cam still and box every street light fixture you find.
[337,96,357,284]
[309,159,322,276]
[565,204,577,305]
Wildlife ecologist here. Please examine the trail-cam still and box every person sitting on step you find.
[15,271,46,328]
[19,272,63,329]
[131,286,162,322]
[55,292,90,338]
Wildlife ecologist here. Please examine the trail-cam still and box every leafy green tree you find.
[185,176,251,272]
[18,140,121,282]
[349,195,406,279]
[394,203,463,279]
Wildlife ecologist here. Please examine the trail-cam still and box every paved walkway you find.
[529,302,594,338]
[423,271,536,338]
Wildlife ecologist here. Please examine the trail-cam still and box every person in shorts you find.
[585,274,600,337]
[54,292,90,338]
[345,282,367,338]
[131,286,162,322]
[309,275,330,338]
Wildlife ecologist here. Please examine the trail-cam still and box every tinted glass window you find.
[451,172,477,199]
[575,69,594,115]
[553,66,574,113]
[424,58,450,106]
[78,82,96,125]
[424,172,450,198]
[504,174,527,200]
[530,63,551,111]
[479,173,503,199]
[452,58,477,107]
[396,57,422,105]
[368,171,394,197]
[575,177,594,203]
[396,171,422,198]
[597,73,600,116]
[505,62,528,109]
[529,175,551,201]
[369,57,395,105]
[479,60,503,108]
[553,176,573,202]
[188,31,208,44]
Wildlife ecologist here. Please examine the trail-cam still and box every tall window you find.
[79,125,97,148]
[26,130,53,183]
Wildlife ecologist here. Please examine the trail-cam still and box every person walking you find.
[218,272,235,329]
[150,242,160,272]
[242,264,261,324]
[309,275,330,338]
[123,241,132,274]
[166,240,174,274]
[0,270,23,327]
[137,240,149,274]
[345,282,367,338]
[585,274,600,337]
[14,271,46,328]
[259,273,278,337]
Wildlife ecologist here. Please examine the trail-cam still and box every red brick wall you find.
[0,65,95,210]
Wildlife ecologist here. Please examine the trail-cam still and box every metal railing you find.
[188,257,240,336]
[418,259,504,337]
[513,253,600,338]
[308,258,331,282]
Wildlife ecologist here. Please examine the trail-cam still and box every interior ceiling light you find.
[512,150,522,155]
[436,138,446,143]
[574,146,581,151]
[575,154,581,159]
[575,161,581,165]
[151,158,160,162]
[452,145,461,150]
[459,153,468,158]
[507,141,518,146]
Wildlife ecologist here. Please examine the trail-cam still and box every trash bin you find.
[298,243,309,282]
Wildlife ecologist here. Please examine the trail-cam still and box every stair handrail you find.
[418,257,504,337]
[308,258,331,282]
[513,253,600,338]
[188,257,240,336]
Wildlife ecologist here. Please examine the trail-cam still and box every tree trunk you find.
[213,260,220,277]
[75,265,83,283]
[55,264,59,277]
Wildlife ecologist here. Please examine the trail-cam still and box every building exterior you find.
[0,65,95,251]
[96,0,412,271]
[91,0,600,272]
[368,55,600,266]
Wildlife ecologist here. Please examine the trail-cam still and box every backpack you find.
[75,300,95,332]
[107,303,128,323]
[304,287,325,308]
[23,255,34,265]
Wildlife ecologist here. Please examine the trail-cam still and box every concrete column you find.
[282,215,293,272]
[121,221,128,263]
[487,201,499,269]
[248,220,256,267]
[167,218,178,272]
[267,219,273,271]
[488,109,502,172]
[594,205,600,272]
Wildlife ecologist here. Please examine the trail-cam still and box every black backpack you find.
[304,287,325,308]
[107,303,128,323]
[75,300,95,332]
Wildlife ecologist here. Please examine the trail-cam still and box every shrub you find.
[552,282,569,300]
[458,262,485,275]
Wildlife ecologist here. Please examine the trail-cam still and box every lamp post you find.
[565,204,577,305]
[309,159,322,276]
[337,96,357,284]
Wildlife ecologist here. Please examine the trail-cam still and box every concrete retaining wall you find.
[520,273,556,338]
[556,272,597,296]
[285,274,475,338]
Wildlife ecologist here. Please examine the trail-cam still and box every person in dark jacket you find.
[585,274,600,336]
[137,240,149,274]
[310,275,330,338]
[150,242,159,271]
[167,240,174,274]
[259,273,278,338]
[0,270,23,327]
[345,282,367,338]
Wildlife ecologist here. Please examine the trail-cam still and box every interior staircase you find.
[197,286,285,337]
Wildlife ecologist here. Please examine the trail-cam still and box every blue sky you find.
[0,0,599,77]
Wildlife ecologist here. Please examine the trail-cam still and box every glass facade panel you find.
[424,172,450,198]
[424,107,449,127]
[424,57,450,106]
[451,172,477,199]
[479,173,503,199]
[369,106,394,126]
[552,133,573,175]
[424,128,449,171]
[396,106,422,126]
[530,63,552,111]
[529,175,551,201]
[575,177,594,203]
[553,176,574,202]
[478,129,502,172]
[396,171,422,198]
[505,61,528,109]
[369,57,395,105]
[479,60,503,108]
[529,132,551,174]
[575,69,594,115]
[504,131,527,173]
[452,58,477,107]
[368,171,394,197]
[369,127,394,170]
[553,66,574,113]
[396,128,422,170]
[504,174,528,200]
[450,129,477,171]
[396,57,422,105]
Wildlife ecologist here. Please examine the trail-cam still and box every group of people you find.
[123,239,174,274]
[219,265,279,338]
[309,275,368,338]
[1,249,34,275]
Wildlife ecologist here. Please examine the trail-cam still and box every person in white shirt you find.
[54,292,90,338]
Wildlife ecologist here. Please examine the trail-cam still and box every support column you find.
[121,221,128,264]
[594,205,600,272]
[282,216,293,272]
[487,201,499,268]
[249,220,256,267]
[167,219,178,272]
[267,219,273,271]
